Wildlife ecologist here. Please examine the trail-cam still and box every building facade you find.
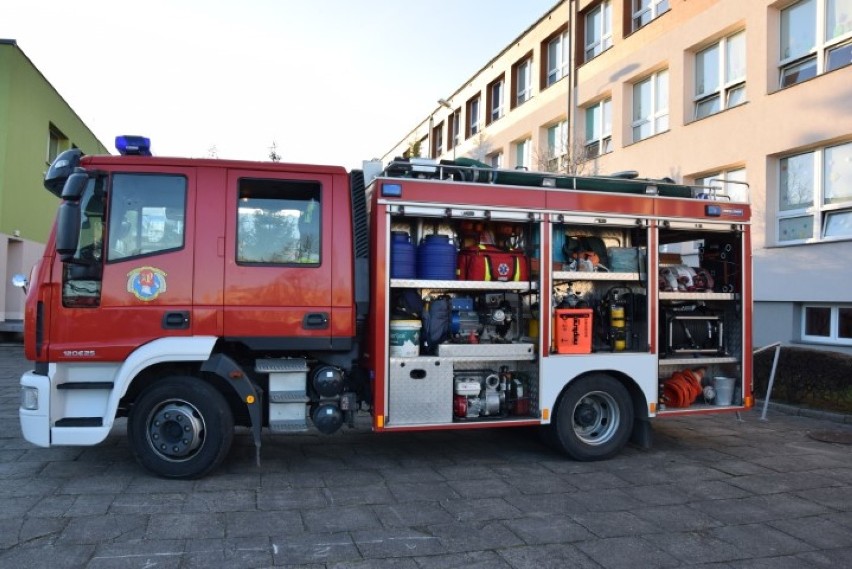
[0,39,108,332]
[383,0,852,353]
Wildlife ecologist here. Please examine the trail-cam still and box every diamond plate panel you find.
[388,357,453,425]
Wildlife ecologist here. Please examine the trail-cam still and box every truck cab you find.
[20,139,367,477]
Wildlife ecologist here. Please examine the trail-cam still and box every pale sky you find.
[3,0,557,170]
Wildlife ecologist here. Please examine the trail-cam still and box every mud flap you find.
[630,416,653,449]
[201,354,264,465]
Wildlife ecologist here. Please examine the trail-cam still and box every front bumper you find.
[20,370,51,447]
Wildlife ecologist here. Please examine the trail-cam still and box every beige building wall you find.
[383,0,852,352]
[575,0,852,350]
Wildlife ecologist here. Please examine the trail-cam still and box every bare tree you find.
[269,141,281,162]
[467,130,492,163]
[534,132,592,176]
[207,145,219,159]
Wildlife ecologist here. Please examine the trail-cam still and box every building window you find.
[585,1,612,61]
[695,168,748,202]
[632,0,670,31]
[694,31,746,119]
[416,136,428,158]
[780,0,852,88]
[489,152,503,169]
[546,30,570,85]
[512,56,533,108]
[545,120,569,171]
[487,77,504,124]
[515,138,532,170]
[432,121,444,158]
[585,98,613,158]
[47,123,68,163]
[802,305,852,345]
[447,109,461,151]
[778,141,852,243]
[237,179,321,265]
[632,69,669,142]
[466,95,481,139]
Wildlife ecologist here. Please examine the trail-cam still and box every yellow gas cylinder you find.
[610,304,626,351]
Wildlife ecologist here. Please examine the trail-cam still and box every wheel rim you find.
[145,399,206,462]
[571,390,620,446]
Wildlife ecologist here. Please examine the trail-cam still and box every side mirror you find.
[61,170,89,202]
[11,273,28,294]
[56,201,82,261]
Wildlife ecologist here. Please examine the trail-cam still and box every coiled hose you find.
[661,368,705,407]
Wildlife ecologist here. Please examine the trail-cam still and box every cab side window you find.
[237,179,321,265]
[108,174,187,261]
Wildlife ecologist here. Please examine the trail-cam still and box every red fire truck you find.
[18,136,753,478]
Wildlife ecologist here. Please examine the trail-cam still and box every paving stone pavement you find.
[1,343,851,568]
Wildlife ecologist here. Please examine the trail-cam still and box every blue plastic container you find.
[417,234,456,280]
[390,231,416,279]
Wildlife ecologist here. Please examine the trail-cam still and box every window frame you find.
[515,138,532,170]
[801,304,852,346]
[47,123,68,164]
[487,76,504,124]
[235,178,322,267]
[546,29,570,85]
[777,141,852,244]
[632,0,670,32]
[585,1,613,61]
[694,168,748,202]
[779,0,852,88]
[431,121,444,158]
[545,120,569,171]
[694,31,747,120]
[512,56,533,108]
[466,95,481,139]
[585,98,613,158]
[447,109,461,151]
[107,173,188,262]
[632,69,669,142]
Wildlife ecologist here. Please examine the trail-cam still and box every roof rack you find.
[382,157,696,199]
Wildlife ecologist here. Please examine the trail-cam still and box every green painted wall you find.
[0,41,108,243]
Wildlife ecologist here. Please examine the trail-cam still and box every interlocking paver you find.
[0,343,850,568]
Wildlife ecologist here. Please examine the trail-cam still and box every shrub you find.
[753,346,852,413]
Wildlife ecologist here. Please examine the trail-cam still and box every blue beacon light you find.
[115,135,152,156]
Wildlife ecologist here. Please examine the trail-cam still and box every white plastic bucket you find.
[389,320,421,357]
[714,377,736,406]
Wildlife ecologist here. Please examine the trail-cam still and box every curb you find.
[756,399,852,425]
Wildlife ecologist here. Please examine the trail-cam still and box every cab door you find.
[48,168,196,363]
[223,169,333,349]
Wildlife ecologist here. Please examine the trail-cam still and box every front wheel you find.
[552,374,634,461]
[128,376,234,479]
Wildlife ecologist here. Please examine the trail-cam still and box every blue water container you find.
[390,231,416,279]
[417,234,456,280]
[553,226,567,262]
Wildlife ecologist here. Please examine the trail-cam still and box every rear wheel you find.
[552,374,633,461]
[128,376,234,479]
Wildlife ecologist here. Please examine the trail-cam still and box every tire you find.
[551,374,633,461]
[127,376,234,479]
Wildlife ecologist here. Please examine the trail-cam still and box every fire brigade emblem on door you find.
[126,267,168,301]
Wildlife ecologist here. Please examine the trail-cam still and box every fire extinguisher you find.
[604,286,631,352]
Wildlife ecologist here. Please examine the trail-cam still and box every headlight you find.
[20,387,39,411]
